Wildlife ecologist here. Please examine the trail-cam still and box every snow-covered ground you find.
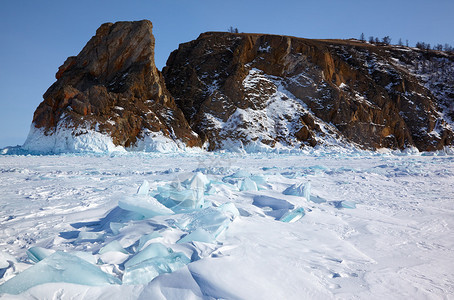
[0,152,453,299]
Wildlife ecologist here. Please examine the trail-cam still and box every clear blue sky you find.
[1,0,453,148]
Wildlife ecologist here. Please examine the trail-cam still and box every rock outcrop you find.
[23,20,201,153]
[22,20,454,153]
[163,32,454,151]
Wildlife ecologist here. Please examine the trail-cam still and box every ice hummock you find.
[153,172,209,212]
[240,177,258,191]
[118,194,174,218]
[124,243,172,268]
[0,252,120,295]
[283,182,311,201]
[122,252,191,285]
[279,207,305,223]
[137,180,150,195]
[177,228,216,244]
[26,247,55,263]
[331,201,357,209]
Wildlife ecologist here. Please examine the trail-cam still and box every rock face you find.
[23,21,454,153]
[163,32,454,151]
[24,20,201,153]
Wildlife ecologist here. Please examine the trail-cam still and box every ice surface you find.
[217,202,240,219]
[331,201,357,209]
[1,154,453,299]
[125,243,171,268]
[283,182,311,201]
[240,177,258,191]
[177,228,216,244]
[279,207,305,223]
[99,251,129,265]
[189,172,210,191]
[72,251,97,264]
[26,247,55,263]
[0,252,120,295]
[118,194,174,218]
[230,170,251,178]
[122,252,191,285]
[153,173,210,211]
[110,222,126,235]
[98,240,128,255]
[250,174,267,188]
[137,180,150,195]
[138,232,162,251]
[174,205,238,238]
[76,231,104,243]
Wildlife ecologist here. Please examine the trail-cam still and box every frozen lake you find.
[0,153,453,299]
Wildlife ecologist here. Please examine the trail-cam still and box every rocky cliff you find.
[23,20,201,153]
[163,32,454,151]
[22,21,454,153]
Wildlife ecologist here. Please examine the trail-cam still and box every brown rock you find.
[163,32,454,151]
[30,20,201,149]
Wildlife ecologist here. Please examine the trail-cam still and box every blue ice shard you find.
[26,247,55,263]
[332,201,356,209]
[75,231,105,243]
[240,177,258,191]
[122,252,191,285]
[137,180,150,195]
[174,203,239,240]
[124,243,171,268]
[0,252,120,295]
[177,228,215,244]
[98,240,128,255]
[279,207,305,223]
[188,172,210,191]
[283,182,311,201]
[217,202,240,219]
[118,194,174,218]
[138,232,162,251]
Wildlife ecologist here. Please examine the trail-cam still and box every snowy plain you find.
[0,151,453,299]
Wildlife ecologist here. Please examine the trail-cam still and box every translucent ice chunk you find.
[230,170,251,178]
[76,231,104,243]
[26,247,55,263]
[206,183,217,195]
[332,201,356,209]
[240,177,258,191]
[72,251,97,264]
[217,202,240,219]
[137,180,150,195]
[0,252,120,295]
[279,207,305,223]
[122,252,191,285]
[156,176,207,212]
[118,194,174,218]
[98,240,128,255]
[340,201,356,209]
[175,207,233,238]
[138,232,162,251]
[283,182,311,201]
[110,222,126,235]
[177,228,215,244]
[189,172,210,191]
[99,251,129,265]
[125,243,171,268]
[251,174,266,185]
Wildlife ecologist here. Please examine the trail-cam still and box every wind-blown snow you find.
[0,152,453,299]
